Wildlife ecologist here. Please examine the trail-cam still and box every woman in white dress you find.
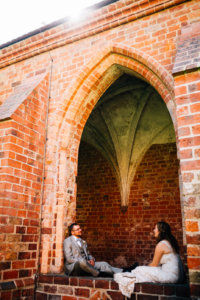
[114,222,184,298]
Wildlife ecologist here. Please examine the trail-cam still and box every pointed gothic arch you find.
[43,43,179,273]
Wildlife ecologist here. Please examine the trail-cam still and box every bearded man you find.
[63,223,138,277]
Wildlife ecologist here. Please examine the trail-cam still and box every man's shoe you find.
[122,262,139,273]
[97,271,113,278]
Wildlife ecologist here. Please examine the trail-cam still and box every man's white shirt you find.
[72,235,82,248]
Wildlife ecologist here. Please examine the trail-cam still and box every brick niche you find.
[76,142,185,267]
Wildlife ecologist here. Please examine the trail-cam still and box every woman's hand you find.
[148,243,165,267]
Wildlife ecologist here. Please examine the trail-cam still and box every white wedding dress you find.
[114,241,181,298]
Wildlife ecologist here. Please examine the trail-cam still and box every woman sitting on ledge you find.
[114,221,185,298]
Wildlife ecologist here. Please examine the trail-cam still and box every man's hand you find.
[88,259,95,267]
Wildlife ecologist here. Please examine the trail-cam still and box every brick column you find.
[173,22,200,288]
[174,70,200,285]
[0,73,49,291]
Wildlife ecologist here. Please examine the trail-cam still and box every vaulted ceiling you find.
[81,74,176,208]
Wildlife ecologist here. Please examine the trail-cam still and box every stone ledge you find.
[37,274,198,300]
[172,67,200,77]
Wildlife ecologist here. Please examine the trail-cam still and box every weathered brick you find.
[41,228,52,234]
[3,270,18,280]
[79,278,94,287]
[187,234,200,245]
[54,276,69,285]
[107,291,126,300]
[16,226,26,234]
[135,283,141,292]
[141,283,163,294]
[39,275,54,284]
[21,287,34,296]
[186,221,199,232]
[0,225,14,233]
[49,296,61,300]
[182,173,194,182]
[22,235,34,242]
[111,281,119,290]
[13,289,21,298]
[0,216,8,224]
[44,285,57,293]
[28,244,37,250]
[57,286,73,295]
[12,261,24,269]
[19,269,31,278]
[36,292,47,300]
[180,149,192,159]
[0,262,11,271]
[15,279,24,287]
[163,285,175,295]
[95,280,109,289]
[190,284,200,296]
[7,217,22,225]
[187,246,200,256]
[188,258,200,270]
[0,281,16,290]
[1,291,12,300]
[30,220,39,226]
[70,277,78,286]
[75,288,90,298]
[5,252,17,260]
[25,260,35,268]
[18,252,31,259]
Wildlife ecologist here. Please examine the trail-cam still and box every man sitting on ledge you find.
[63,223,138,277]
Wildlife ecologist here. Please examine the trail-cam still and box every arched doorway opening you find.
[76,73,186,267]
[43,44,184,274]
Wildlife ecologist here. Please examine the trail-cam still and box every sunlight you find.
[0,0,103,45]
[68,5,82,22]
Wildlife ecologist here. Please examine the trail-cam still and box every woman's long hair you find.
[156,221,180,254]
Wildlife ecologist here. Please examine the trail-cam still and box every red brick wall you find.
[0,0,199,282]
[76,141,185,267]
[0,75,49,290]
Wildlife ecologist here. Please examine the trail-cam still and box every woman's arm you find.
[148,243,165,267]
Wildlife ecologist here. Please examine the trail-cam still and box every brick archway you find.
[53,43,176,139]
[43,43,178,273]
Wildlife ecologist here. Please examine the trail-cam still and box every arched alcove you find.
[41,43,183,274]
[78,74,176,208]
[76,73,185,268]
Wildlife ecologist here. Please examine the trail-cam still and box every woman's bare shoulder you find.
[157,240,173,253]
[155,241,165,250]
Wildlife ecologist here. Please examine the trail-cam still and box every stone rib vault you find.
[81,75,176,208]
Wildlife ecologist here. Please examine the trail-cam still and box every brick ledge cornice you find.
[0,0,189,69]
[173,67,200,76]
